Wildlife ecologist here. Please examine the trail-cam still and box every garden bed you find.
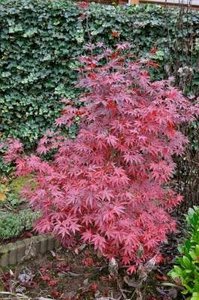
[0,244,184,300]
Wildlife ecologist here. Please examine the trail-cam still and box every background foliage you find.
[0,0,199,147]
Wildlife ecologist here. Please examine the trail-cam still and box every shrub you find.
[0,209,39,239]
[0,0,199,147]
[169,207,199,300]
[5,45,198,272]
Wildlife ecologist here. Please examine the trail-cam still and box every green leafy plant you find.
[0,175,39,239]
[169,207,199,300]
[0,175,36,207]
[0,209,40,239]
[4,192,24,207]
[0,197,39,240]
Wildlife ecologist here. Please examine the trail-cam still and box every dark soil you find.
[0,246,121,299]
[0,240,185,300]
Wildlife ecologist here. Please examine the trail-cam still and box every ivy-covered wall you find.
[0,0,199,146]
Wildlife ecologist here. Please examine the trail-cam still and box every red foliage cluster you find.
[5,44,198,272]
[77,1,89,10]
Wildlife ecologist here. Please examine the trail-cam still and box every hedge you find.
[0,0,199,147]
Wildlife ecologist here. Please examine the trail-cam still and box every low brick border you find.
[0,235,59,267]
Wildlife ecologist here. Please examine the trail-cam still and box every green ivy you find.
[0,0,198,147]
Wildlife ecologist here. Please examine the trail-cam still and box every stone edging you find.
[0,235,59,267]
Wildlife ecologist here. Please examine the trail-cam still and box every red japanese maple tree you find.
[5,44,198,272]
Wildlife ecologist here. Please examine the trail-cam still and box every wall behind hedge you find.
[0,0,199,146]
